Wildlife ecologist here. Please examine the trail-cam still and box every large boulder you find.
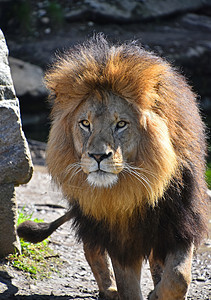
[8,57,48,117]
[0,30,33,257]
[0,100,33,185]
[0,184,20,256]
[64,0,210,23]
[8,57,47,99]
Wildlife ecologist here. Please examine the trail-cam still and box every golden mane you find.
[45,35,206,228]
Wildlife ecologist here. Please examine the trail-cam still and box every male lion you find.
[18,35,208,300]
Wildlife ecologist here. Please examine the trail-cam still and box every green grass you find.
[206,162,211,190]
[17,209,44,226]
[7,209,60,279]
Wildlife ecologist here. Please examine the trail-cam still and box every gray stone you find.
[0,32,16,100]
[181,13,211,32]
[0,184,21,257]
[0,30,33,185]
[9,57,47,98]
[65,0,211,23]
[0,29,33,257]
[0,100,33,185]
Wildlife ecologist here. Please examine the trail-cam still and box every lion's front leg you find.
[148,244,194,300]
[149,251,163,287]
[83,243,118,299]
[111,257,143,300]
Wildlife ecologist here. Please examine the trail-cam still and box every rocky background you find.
[0,0,210,143]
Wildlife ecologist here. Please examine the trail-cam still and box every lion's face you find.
[71,93,140,188]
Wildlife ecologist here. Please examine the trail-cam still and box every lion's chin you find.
[87,171,118,188]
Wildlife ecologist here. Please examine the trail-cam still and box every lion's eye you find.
[116,121,128,131]
[79,120,90,131]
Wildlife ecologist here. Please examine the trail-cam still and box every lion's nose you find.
[88,152,112,163]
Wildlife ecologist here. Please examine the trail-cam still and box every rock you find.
[0,29,33,257]
[64,0,211,23]
[0,184,21,257]
[8,57,49,126]
[180,13,211,32]
[8,57,47,98]
[0,34,16,101]
[196,276,206,282]
[0,100,33,185]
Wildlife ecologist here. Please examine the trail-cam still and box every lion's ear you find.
[45,84,58,107]
[140,110,153,130]
[140,109,166,132]
[45,72,67,106]
[48,87,58,97]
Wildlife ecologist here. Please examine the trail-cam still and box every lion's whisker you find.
[130,171,152,196]
[125,172,151,197]
[123,166,153,197]
[68,168,81,182]
[64,163,85,189]
[124,163,157,178]
[65,162,81,173]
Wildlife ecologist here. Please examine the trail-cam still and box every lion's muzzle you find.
[81,149,124,188]
[88,151,112,165]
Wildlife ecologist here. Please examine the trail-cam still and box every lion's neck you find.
[62,174,161,228]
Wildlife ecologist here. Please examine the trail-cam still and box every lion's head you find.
[45,35,205,226]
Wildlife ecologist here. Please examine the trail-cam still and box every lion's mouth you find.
[87,170,118,188]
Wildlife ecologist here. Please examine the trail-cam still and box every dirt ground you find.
[0,145,210,300]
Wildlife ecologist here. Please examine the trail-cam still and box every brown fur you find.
[45,34,207,267]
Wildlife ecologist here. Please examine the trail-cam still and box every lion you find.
[17,34,208,300]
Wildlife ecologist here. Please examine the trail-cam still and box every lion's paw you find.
[99,287,119,300]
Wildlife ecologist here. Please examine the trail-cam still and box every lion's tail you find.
[17,210,73,243]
